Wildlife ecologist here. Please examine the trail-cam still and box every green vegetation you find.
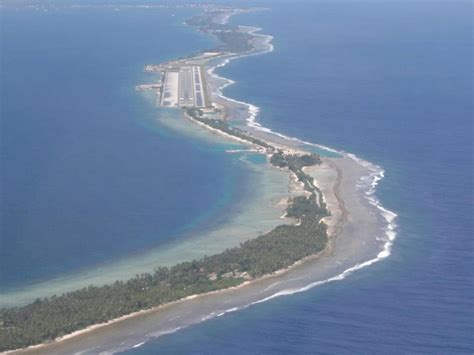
[186,11,253,53]
[186,107,330,253]
[270,151,321,170]
[271,151,328,211]
[0,11,331,349]
[0,139,327,352]
[186,108,271,148]
[270,151,322,193]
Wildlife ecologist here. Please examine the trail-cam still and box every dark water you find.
[129,0,473,353]
[0,6,248,289]
[2,1,472,353]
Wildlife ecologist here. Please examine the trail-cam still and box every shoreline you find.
[2,6,397,354]
[8,154,343,354]
[7,232,334,355]
[8,153,389,355]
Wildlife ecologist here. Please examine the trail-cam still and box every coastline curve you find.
[2,6,398,354]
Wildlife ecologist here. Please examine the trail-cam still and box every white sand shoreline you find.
[8,152,391,355]
[3,7,398,355]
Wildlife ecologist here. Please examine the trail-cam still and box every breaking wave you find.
[114,13,399,355]
[204,20,399,315]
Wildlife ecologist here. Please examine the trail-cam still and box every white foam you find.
[148,326,182,338]
[205,21,399,312]
[131,342,145,349]
[217,307,239,317]
[225,149,259,153]
[250,232,396,306]
[199,306,241,322]
[121,12,400,353]
[200,312,217,322]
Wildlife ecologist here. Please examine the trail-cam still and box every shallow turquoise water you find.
[0,6,247,290]
[128,0,474,353]
[2,1,472,353]
[243,153,267,165]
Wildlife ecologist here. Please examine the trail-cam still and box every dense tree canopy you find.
[0,10,330,351]
[0,145,327,352]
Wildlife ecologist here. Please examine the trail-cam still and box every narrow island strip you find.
[1,6,344,353]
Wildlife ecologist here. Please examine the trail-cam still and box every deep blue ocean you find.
[1,6,246,288]
[2,0,473,353]
[129,1,473,353]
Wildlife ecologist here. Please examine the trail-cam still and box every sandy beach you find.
[3,8,396,355]
[9,153,393,354]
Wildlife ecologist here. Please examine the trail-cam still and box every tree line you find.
[0,148,328,351]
